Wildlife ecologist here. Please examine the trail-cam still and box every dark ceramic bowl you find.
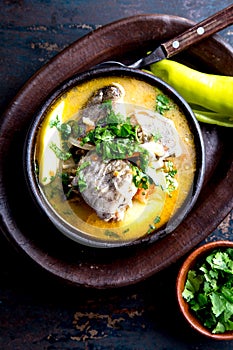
[177,240,233,340]
[24,65,205,248]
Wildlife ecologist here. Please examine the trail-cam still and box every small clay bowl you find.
[177,240,233,339]
[24,66,205,248]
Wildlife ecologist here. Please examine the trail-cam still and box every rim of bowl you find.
[177,240,233,339]
[24,66,205,248]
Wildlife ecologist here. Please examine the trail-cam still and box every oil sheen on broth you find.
[35,76,196,243]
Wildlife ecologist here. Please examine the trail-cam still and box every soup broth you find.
[35,75,196,244]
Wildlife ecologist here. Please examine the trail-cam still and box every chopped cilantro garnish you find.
[156,94,172,115]
[49,142,72,161]
[49,115,72,140]
[68,119,84,138]
[81,120,147,165]
[60,172,70,186]
[123,228,130,234]
[49,115,60,129]
[75,161,91,192]
[96,138,137,161]
[153,132,162,142]
[77,174,87,192]
[131,165,149,189]
[81,122,139,147]
[137,146,150,172]
[76,161,91,175]
[97,100,126,125]
[147,216,161,234]
[182,248,233,334]
[104,230,120,239]
[154,216,161,224]
[59,123,72,140]
[163,161,178,196]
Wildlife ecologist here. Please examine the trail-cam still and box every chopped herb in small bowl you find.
[177,241,233,339]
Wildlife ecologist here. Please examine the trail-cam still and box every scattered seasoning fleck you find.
[123,228,130,234]
[104,230,120,239]
[154,216,161,224]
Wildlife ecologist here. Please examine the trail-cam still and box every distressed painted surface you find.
[0,1,233,349]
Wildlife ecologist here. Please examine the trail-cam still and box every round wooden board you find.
[0,14,232,288]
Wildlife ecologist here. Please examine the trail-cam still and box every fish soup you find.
[34,75,196,246]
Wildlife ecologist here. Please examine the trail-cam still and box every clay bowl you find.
[177,240,233,339]
[24,65,205,248]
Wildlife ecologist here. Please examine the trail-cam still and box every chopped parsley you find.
[81,122,139,147]
[76,161,91,174]
[131,165,149,190]
[49,115,60,129]
[182,248,233,334]
[153,131,162,142]
[80,108,151,171]
[147,216,161,234]
[96,138,138,161]
[104,230,121,239]
[163,160,178,196]
[76,161,91,192]
[156,93,172,115]
[49,115,72,140]
[154,216,161,224]
[49,142,72,161]
[97,100,126,125]
[77,174,87,192]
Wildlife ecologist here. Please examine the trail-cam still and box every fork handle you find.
[162,4,233,57]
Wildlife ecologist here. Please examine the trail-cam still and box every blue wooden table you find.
[0,1,233,349]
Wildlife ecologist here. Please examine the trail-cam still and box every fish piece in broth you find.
[72,151,137,221]
[73,83,125,138]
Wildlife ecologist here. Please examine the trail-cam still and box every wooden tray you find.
[0,14,232,288]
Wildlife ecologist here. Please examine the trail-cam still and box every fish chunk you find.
[76,83,125,137]
[73,151,137,221]
[130,108,183,157]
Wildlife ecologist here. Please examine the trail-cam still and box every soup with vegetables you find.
[35,75,196,244]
